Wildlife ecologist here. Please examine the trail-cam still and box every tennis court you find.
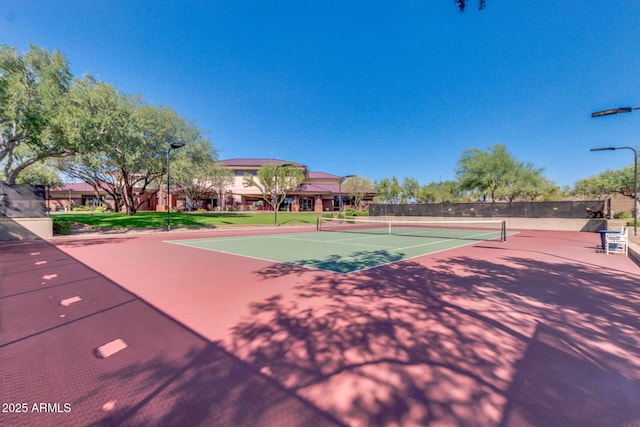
[166,218,509,273]
[6,221,638,427]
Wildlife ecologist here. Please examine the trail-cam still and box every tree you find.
[243,163,305,211]
[573,165,636,200]
[57,78,132,212]
[400,177,421,203]
[455,0,486,12]
[341,175,373,210]
[14,158,63,188]
[207,162,235,211]
[417,180,461,203]
[497,161,558,202]
[171,141,233,211]
[58,77,205,214]
[373,176,402,204]
[1,45,75,184]
[456,143,520,201]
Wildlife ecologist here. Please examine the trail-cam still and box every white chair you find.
[605,230,628,255]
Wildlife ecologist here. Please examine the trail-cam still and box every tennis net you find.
[317,217,507,242]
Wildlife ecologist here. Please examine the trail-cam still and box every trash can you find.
[598,230,620,250]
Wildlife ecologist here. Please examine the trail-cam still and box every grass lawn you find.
[52,211,325,229]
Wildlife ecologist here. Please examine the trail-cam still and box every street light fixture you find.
[591,106,640,117]
[166,141,186,231]
[590,146,638,236]
[274,162,294,226]
[338,175,355,214]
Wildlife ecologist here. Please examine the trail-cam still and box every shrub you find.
[52,218,71,235]
[614,211,633,219]
[346,208,369,217]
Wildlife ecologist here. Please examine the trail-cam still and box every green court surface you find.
[166,226,507,274]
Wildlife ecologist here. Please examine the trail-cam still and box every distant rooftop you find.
[308,171,340,179]
[220,158,303,168]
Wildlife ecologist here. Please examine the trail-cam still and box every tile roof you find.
[220,158,303,167]
[53,182,100,192]
[308,171,340,179]
[295,183,340,193]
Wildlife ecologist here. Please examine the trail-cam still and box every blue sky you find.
[2,1,640,188]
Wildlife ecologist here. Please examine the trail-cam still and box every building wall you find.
[610,194,636,216]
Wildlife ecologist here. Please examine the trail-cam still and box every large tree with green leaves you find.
[341,175,373,210]
[15,159,63,187]
[497,161,559,202]
[58,78,133,212]
[207,162,235,211]
[573,164,636,200]
[243,163,305,211]
[373,176,402,204]
[171,141,234,211]
[457,143,522,201]
[1,45,75,184]
[58,77,205,214]
[417,180,462,203]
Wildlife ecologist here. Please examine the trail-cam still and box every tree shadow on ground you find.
[290,249,406,274]
[228,249,640,426]
[500,322,640,427]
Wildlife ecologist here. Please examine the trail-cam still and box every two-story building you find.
[47,158,374,213]
[220,158,373,212]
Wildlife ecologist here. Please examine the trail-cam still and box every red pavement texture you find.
[2,227,640,426]
[0,237,342,427]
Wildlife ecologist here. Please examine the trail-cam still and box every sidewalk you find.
[0,236,342,426]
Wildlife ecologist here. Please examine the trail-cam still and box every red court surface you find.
[2,226,640,426]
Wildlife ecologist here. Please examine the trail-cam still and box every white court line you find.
[271,234,399,249]
[164,229,506,274]
[165,240,288,264]
[305,231,501,269]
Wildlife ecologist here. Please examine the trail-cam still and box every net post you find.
[501,220,507,242]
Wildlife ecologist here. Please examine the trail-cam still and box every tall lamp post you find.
[590,147,638,236]
[274,162,294,226]
[166,142,186,231]
[591,105,639,237]
[338,174,355,214]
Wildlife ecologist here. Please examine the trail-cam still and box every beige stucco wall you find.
[0,218,53,240]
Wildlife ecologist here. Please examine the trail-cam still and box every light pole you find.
[274,162,294,226]
[590,147,638,236]
[592,106,640,118]
[591,105,639,236]
[338,174,355,214]
[166,142,186,231]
